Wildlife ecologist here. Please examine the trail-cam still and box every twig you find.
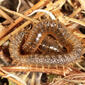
[24,0,33,7]
[73,31,85,38]
[2,66,68,75]
[17,0,21,12]
[1,66,82,76]
[23,72,30,81]
[31,73,36,85]
[53,10,69,25]
[0,68,25,85]
[67,0,74,7]
[0,9,13,23]
[50,73,85,85]
[36,73,42,85]
[0,6,38,22]
[34,0,66,18]
[69,7,81,17]
[64,16,85,26]
[76,62,85,71]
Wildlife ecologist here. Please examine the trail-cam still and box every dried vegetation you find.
[0,0,85,85]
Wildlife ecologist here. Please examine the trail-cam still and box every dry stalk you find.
[0,6,38,23]
[73,31,85,38]
[30,73,36,85]
[67,0,74,7]
[0,9,13,23]
[34,0,66,18]
[1,65,77,76]
[69,7,81,17]
[0,69,24,85]
[17,0,21,12]
[50,73,85,85]
[76,62,85,71]
[64,16,85,26]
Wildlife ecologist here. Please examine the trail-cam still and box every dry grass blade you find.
[17,0,21,12]
[64,16,85,26]
[50,73,85,85]
[0,6,38,22]
[73,31,85,38]
[0,9,13,23]
[69,8,81,17]
[0,68,25,85]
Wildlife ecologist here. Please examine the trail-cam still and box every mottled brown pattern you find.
[9,20,82,68]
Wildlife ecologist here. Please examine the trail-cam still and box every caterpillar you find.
[9,19,82,67]
[23,29,64,54]
[22,19,70,53]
